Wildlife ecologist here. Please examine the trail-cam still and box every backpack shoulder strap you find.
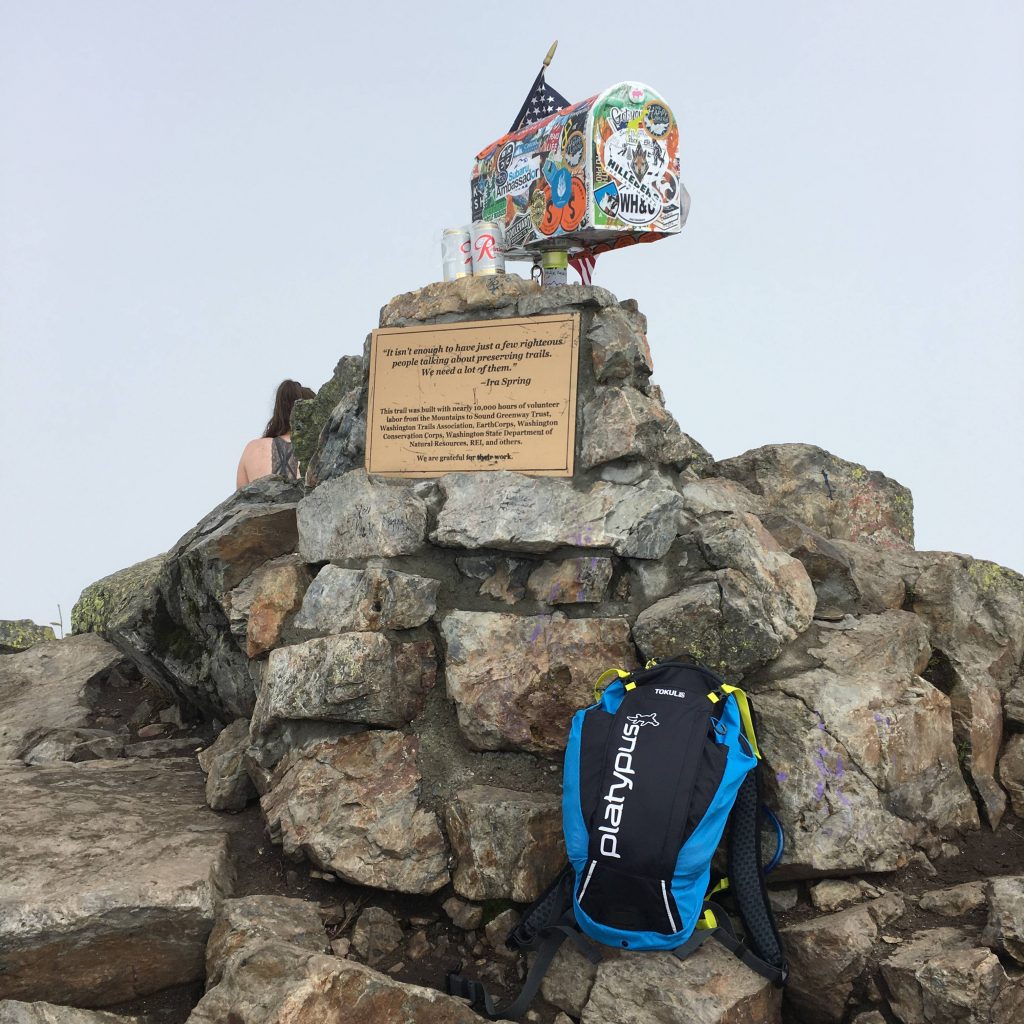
[725,769,788,983]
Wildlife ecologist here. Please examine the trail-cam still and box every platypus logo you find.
[626,712,660,728]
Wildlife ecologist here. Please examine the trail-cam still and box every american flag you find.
[511,71,570,132]
[570,254,597,285]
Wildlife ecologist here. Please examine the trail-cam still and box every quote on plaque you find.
[366,313,580,477]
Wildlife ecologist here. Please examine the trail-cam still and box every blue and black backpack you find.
[447,658,789,1019]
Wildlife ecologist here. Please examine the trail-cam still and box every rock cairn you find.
[8,275,1019,1023]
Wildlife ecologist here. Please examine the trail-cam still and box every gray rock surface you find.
[252,632,436,735]
[999,734,1024,816]
[0,634,125,760]
[0,1004,138,1023]
[782,893,905,1022]
[293,565,440,634]
[983,875,1024,965]
[581,943,782,1023]
[633,512,815,676]
[0,758,235,1006]
[441,610,637,753]
[763,516,907,619]
[918,881,987,918]
[298,470,428,561]
[906,552,1024,826]
[379,273,538,326]
[261,732,449,894]
[540,942,599,1017]
[446,786,563,901]
[350,907,403,964]
[290,351,367,479]
[881,927,1024,1024]
[756,612,977,876]
[585,305,653,385]
[432,473,684,559]
[205,894,327,988]
[198,719,257,811]
[156,477,303,719]
[20,727,126,764]
[579,386,710,471]
[189,939,490,1023]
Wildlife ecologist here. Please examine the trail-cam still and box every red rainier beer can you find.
[470,220,505,276]
[442,227,472,281]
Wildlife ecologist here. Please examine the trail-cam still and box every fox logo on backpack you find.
[446,659,788,1020]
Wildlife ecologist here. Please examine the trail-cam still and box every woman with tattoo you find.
[236,379,315,488]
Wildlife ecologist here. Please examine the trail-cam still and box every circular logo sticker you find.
[642,102,671,139]
[563,130,585,169]
[629,85,646,103]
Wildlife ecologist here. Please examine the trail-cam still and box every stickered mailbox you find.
[471,81,688,261]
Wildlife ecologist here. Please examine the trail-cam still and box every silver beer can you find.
[470,220,506,276]
[442,227,472,281]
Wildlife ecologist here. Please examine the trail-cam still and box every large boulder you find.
[75,479,305,722]
[585,304,654,387]
[753,611,978,877]
[716,444,915,548]
[0,634,125,760]
[227,556,311,659]
[0,758,235,1006]
[70,554,166,640]
[0,620,56,654]
[379,273,540,327]
[261,732,449,894]
[161,478,302,719]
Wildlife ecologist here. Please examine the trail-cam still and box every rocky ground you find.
[3,277,1023,1024]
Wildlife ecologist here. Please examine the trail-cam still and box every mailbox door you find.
[587,82,684,249]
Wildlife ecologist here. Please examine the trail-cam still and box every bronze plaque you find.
[366,313,580,477]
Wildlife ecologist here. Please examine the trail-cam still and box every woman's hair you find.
[263,379,316,438]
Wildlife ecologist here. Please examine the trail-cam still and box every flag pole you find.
[509,41,560,133]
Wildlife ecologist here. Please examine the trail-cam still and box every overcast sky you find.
[2,2,1022,629]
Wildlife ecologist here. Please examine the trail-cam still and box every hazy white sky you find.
[2,2,1022,628]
